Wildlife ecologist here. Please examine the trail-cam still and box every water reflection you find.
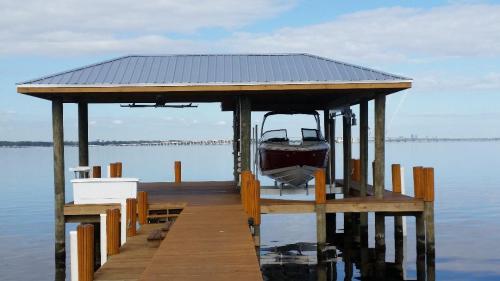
[260,220,427,281]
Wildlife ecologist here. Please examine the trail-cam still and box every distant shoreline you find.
[1,137,500,148]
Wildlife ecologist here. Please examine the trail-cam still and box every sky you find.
[1,0,500,140]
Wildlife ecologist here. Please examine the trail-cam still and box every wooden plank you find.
[94,224,163,281]
[65,203,121,216]
[261,197,424,214]
[140,204,262,281]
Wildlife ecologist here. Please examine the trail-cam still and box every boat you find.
[258,111,330,187]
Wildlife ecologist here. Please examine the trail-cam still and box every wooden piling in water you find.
[315,169,327,244]
[126,198,137,237]
[77,223,94,281]
[52,99,66,281]
[315,169,326,204]
[374,94,387,279]
[92,166,101,178]
[137,191,148,225]
[424,167,436,281]
[174,161,181,183]
[416,213,426,281]
[106,209,120,256]
[359,99,369,277]
[392,164,404,277]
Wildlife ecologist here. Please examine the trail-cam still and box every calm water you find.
[1,142,500,280]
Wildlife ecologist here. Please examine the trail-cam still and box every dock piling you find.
[92,166,101,178]
[106,209,120,256]
[424,167,436,281]
[126,198,137,237]
[77,224,94,281]
[137,191,148,225]
[392,164,405,277]
[174,161,181,183]
[52,99,66,281]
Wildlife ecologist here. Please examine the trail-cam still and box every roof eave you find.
[17,80,412,94]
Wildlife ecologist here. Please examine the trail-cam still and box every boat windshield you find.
[302,128,321,141]
[261,129,288,142]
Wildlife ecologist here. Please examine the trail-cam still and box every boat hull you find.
[259,142,329,187]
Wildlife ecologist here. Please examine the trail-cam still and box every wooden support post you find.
[233,109,240,183]
[359,100,369,277]
[392,164,404,277]
[351,159,361,182]
[416,213,426,281]
[239,96,251,172]
[78,102,89,167]
[374,94,385,198]
[413,166,424,199]
[252,178,261,246]
[92,166,101,178]
[342,109,352,197]
[325,112,336,242]
[77,224,94,281]
[315,169,326,245]
[106,209,120,256]
[137,191,148,225]
[323,110,331,183]
[240,170,252,215]
[115,162,122,178]
[315,169,326,204]
[330,115,336,185]
[375,213,386,279]
[174,161,181,183]
[126,198,137,237]
[424,167,436,281]
[52,99,66,281]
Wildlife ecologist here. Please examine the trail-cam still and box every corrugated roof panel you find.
[19,53,411,86]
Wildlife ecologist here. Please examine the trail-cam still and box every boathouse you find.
[17,54,435,281]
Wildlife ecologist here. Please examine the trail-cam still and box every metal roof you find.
[19,54,411,86]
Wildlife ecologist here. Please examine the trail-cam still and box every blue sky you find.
[1,0,500,140]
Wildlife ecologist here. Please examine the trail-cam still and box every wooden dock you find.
[85,181,262,281]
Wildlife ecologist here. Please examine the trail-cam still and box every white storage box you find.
[72,178,138,204]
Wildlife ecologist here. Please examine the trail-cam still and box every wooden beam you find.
[18,82,412,94]
[239,96,251,171]
[64,203,121,216]
[374,94,386,198]
[52,99,66,281]
[261,199,424,214]
[78,102,89,166]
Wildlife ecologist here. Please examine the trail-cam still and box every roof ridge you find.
[17,55,132,85]
[302,53,411,80]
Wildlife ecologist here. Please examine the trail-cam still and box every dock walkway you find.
[93,181,262,281]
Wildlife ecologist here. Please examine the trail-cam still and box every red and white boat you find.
[258,111,330,187]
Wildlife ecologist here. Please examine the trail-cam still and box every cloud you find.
[223,4,500,63]
[215,120,227,126]
[2,3,500,63]
[0,0,294,56]
[111,119,123,125]
[413,72,500,92]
